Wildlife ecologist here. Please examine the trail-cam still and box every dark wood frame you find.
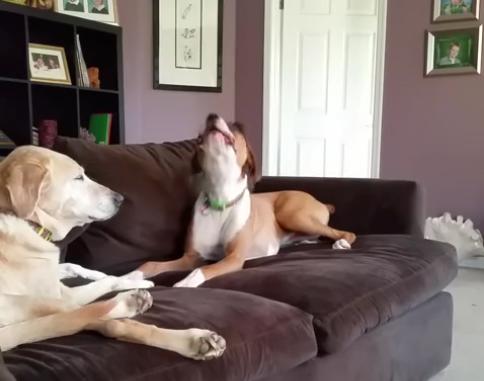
[0,0,125,152]
[153,0,223,92]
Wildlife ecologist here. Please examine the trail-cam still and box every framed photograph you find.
[30,0,55,10]
[2,0,29,5]
[3,0,54,9]
[433,0,480,23]
[54,0,118,24]
[28,43,72,85]
[426,23,483,76]
[153,0,223,92]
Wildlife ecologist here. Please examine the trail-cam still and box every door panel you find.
[279,0,382,178]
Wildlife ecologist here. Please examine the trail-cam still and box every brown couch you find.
[1,138,457,381]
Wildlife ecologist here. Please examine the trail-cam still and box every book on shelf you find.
[88,113,112,144]
[75,34,89,87]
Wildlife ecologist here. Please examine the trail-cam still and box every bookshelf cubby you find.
[0,1,124,153]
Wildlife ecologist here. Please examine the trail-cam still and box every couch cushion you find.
[4,287,316,381]
[54,137,199,275]
[202,235,457,354]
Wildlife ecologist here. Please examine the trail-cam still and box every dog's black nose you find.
[112,192,124,207]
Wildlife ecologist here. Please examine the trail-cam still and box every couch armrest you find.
[254,177,424,237]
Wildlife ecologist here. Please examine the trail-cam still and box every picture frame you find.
[28,43,72,85]
[153,0,223,92]
[2,0,55,10]
[433,0,480,23]
[426,23,482,76]
[54,0,118,25]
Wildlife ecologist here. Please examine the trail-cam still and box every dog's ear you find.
[6,162,48,219]
[242,142,259,190]
[192,136,204,174]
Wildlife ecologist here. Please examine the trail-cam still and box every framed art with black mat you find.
[153,0,223,92]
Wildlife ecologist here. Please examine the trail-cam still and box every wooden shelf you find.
[0,1,124,147]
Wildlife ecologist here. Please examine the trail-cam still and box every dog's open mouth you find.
[208,126,235,146]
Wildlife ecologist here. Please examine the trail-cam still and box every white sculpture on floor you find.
[425,213,484,262]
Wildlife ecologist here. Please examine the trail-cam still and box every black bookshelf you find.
[0,1,124,153]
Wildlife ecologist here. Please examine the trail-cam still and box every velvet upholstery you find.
[203,235,457,354]
[255,177,425,237]
[258,292,453,381]
[3,288,316,381]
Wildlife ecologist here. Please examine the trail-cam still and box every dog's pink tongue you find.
[213,131,225,142]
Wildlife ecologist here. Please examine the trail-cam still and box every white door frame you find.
[262,0,388,178]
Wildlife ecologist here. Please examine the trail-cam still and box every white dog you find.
[0,146,225,360]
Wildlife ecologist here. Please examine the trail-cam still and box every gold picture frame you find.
[28,43,72,85]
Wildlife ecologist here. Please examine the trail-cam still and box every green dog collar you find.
[204,188,247,212]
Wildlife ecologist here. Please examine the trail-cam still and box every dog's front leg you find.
[59,263,109,281]
[174,254,245,288]
[89,319,226,360]
[61,276,154,306]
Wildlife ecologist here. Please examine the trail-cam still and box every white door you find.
[274,0,385,177]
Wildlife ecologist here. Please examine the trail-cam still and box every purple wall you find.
[381,0,484,229]
[118,0,484,229]
[117,0,235,143]
[235,0,265,168]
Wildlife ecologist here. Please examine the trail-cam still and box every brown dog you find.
[137,114,356,287]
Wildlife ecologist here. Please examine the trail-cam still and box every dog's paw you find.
[119,270,145,281]
[59,263,108,281]
[173,269,206,288]
[184,329,226,361]
[112,277,155,291]
[333,239,351,250]
[108,289,153,319]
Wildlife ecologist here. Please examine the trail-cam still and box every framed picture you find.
[54,0,118,24]
[30,0,55,10]
[2,0,29,5]
[433,0,480,22]
[426,23,483,76]
[2,0,54,9]
[28,43,72,85]
[153,0,223,92]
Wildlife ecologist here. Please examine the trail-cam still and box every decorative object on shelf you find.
[54,0,118,25]
[80,127,96,142]
[38,119,58,148]
[153,0,223,92]
[31,0,54,10]
[28,43,72,84]
[75,34,90,87]
[88,67,100,88]
[425,212,484,262]
[89,113,112,144]
[426,22,482,76]
[433,0,480,23]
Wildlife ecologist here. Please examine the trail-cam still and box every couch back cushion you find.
[54,137,198,275]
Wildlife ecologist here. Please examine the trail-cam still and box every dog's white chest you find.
[192,194,250,261]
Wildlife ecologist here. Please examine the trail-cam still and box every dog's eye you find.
[74,175,85,181]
